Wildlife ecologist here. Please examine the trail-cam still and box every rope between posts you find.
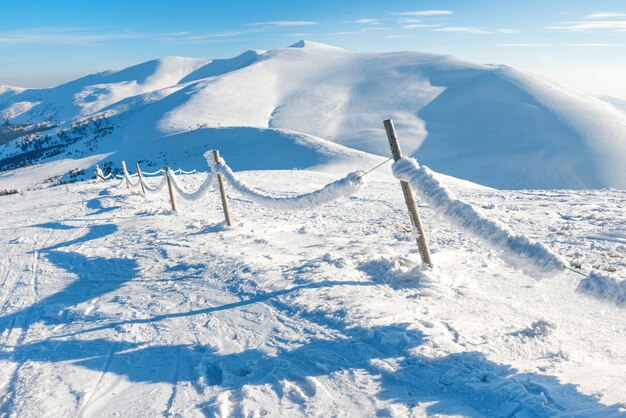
[104,152,400,212]
[357,157,394,180]
[206,152,365,210]
[167,169,216,201]
[563,264,589,277]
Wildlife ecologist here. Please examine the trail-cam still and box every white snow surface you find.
[577,271,626,306]
[0,163,625,416]
[2,41,626,189]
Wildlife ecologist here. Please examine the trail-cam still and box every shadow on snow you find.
[1,318,623,416]
[0,222,137,333]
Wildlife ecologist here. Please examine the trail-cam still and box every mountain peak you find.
[288,40,342,49]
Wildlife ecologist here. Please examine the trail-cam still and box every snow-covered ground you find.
[1,164,624,416]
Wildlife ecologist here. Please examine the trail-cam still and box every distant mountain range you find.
[1,40,626,189]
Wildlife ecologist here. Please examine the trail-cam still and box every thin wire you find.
[563,264,588,277]
[357,157,394,180]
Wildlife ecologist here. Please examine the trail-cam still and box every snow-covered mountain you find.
[2,41,626,189]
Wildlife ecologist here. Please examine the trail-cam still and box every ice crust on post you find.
[392,157,568,275]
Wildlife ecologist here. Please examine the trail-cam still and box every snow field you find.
[0,170,624,416]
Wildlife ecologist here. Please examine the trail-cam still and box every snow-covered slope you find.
[0,57,208,123]
[2,41,626,189]
[0,169,624,416]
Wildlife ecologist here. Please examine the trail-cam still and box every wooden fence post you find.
[95,164,105,181]
[213,150,233,227]
[121,160,130,188]
[135,162,146,195]
[165,167,178,212]
[383,119,433,268]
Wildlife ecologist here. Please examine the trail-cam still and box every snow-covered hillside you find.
[2,41,626,189]
[0,165,624,416]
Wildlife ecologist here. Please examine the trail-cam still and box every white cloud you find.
[402,24,441,29]
[433,27,491,34]
[246,21,318,27]
[586,12,626,19]
[0,28,140,45]
[494,43,551,47]
[351,18,380,25]
[328,27,389,36]
[547,20,626,31]
[392,10,453,17]
[181,31,252,40]
[385,34,411,39]
[565,43,622,47]
[397,18,422,23]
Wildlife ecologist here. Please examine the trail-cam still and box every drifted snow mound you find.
[577,271,626,307]
[2,41,626,189]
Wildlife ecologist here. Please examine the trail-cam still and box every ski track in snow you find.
[0,172,624,417]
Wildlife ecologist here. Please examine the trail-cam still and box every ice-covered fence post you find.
[135,162,146,195]
[121,160,130,188]
[165,167,178,212]
[384,119,433,268]
[213,150,233,227]
[95,164,105,181]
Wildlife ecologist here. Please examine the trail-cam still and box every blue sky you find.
[1,0,626,98]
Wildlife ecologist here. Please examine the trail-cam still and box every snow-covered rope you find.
[123,169,140,188]
[142,169,165,176]
[167,169,216,201]
[139,172,168,193]
[173,168,198,175]
[392,157,568,275]
[206,152,365,210]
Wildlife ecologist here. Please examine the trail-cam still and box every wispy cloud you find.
[565,43,622,47]
[327,27,389,36]
[402,24,441,29]
[548,12,626,31]
[494,43,622,48]
[392,10,453,16]
[246,21,317,27]
[350,18,380,25]
[433,27,491,34]
[586,12,626,19]
[176,31,253,40]
[494,43,551,47]
[0,28,140,45]
[385,34,411,39]
[547,20,626,31]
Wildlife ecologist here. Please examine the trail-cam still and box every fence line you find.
[94,118,573,279]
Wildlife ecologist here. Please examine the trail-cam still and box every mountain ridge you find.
[1,41,626,190]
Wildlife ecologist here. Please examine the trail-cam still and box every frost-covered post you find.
[121,160,130,188]
[135,162,146,195]
[213,150,233,227]
[384,119,433,268]
[165,167,178,212]
[95,164,105,181]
